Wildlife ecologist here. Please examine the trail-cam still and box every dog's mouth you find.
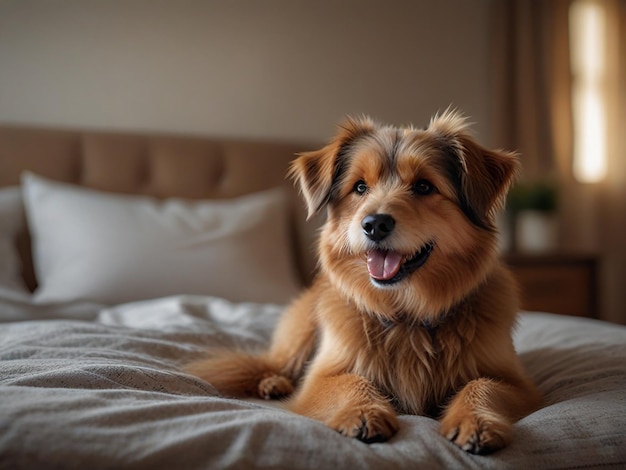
[366,242,434,285]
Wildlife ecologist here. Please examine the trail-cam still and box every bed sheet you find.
[1,294,625,469]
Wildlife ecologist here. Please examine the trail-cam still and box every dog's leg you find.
[252,287,319,399]
[439,376,541,454]
[264,286,319,381]
[288,372,399,443]
[185,288,318,399]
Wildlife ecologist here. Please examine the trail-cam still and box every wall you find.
[0,0,492,143]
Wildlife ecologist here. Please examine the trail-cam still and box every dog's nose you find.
[362,214,395,242]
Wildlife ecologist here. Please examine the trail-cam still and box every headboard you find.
[0,125,321,291]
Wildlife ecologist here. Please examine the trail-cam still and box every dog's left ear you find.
[289,116,376,219]
[427,110,520,228]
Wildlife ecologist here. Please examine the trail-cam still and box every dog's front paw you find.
[258,374,294,399]
[327,405,399,443]
[440,412,511,455]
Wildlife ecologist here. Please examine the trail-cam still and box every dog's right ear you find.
[289,116,376,219]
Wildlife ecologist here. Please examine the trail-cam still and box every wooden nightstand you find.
[504,253,599,318]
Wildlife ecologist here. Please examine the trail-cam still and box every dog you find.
[186,110,541,454]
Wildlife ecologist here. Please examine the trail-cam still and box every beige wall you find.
[0,0,492,142]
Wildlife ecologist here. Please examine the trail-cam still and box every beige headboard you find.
[0,125,321,291]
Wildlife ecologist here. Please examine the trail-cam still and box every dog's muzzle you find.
[362,213,434,284]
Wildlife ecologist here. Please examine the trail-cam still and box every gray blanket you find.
[1,295,625,469]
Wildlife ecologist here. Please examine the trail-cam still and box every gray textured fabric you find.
[1,296,625,469]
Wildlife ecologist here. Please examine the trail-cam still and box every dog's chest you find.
[354,318,477,415]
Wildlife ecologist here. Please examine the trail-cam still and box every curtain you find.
[491,0,571,179]
[490,0,626,324]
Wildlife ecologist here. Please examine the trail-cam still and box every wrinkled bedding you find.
[1,294,625,469]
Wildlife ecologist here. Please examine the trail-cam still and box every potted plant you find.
[506,180,559,252]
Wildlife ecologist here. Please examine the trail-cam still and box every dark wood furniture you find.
[504,253,599,318]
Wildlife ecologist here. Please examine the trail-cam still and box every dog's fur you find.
[186,110,541,454]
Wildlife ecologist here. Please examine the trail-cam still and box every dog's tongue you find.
[367,250,403,281]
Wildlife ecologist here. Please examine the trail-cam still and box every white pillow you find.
[0,187,28,293]
[21,173,301,305]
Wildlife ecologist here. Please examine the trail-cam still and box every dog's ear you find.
[427,110,520,229]
[289,116,376,219]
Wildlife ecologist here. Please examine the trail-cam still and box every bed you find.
[0,124,624,470]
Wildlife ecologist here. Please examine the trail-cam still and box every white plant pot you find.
[516,210,558,252]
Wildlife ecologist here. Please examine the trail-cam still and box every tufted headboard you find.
[0,125,322,291]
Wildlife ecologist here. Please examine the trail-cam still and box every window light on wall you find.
[569,0,608,183]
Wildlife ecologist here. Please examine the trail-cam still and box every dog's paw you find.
[327,405,399,443]
[440,412,511,455]
[257,374,294,399]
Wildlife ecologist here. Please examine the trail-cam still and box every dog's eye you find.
[354,180,368,195]
[413,179,435,196]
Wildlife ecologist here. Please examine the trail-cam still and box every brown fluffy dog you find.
[186,110,541,454]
